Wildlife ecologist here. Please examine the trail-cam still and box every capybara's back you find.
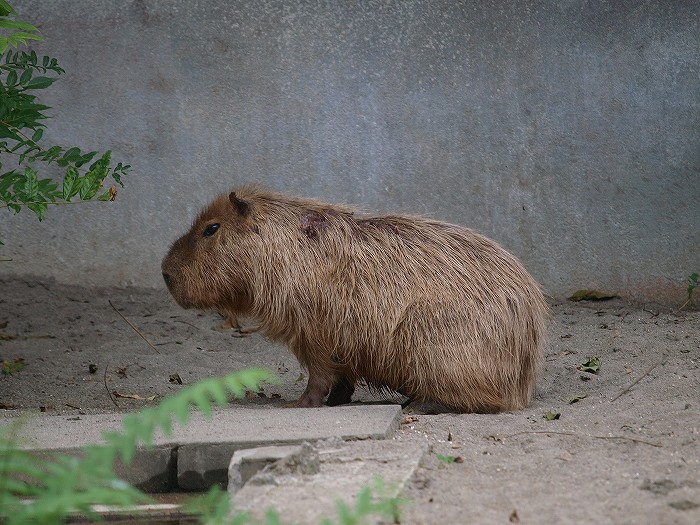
[162,187,548,412]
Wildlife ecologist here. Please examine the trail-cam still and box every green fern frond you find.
[0,369,275,524]
[105,368,276,464]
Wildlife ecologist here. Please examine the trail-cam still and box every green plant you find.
[436,453,456,464]
[320,478,404,525]
[0,0,41,52]
[188,477,405,525]
[679,272,699,311]
[566,394,587,404]
[0,369,273,524]
[578,356,601,374]
[0,368,405,525]
[1,357,24,375]
[0,418,149,524]
[0,1,129,252]
[544,410,561,421]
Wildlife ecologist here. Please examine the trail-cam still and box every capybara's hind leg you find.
[326,376,355,406]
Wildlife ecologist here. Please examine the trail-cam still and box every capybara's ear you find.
[229,192,250,217]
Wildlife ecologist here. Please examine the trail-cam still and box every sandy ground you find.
[1,277,699,524]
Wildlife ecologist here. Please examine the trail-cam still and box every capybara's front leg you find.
[287,371,334,408]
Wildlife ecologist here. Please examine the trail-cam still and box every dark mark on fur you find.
[357,217,400,235]
[300,211,328,239]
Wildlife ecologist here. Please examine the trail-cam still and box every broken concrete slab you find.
[228,444,306,495]
[2,404,403,491]
[229,438,428,524]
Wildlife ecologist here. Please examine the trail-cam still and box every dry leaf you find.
[578,356,601,373]
[2,358,25,376]
[568,290,619,302]
[544,410,561,421]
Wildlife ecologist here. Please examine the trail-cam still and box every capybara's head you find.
[161,191,256,312]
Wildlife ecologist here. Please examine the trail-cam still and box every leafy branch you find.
[0,0,42,53]
[0,1,130,248]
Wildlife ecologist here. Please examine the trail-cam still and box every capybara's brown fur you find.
[162,187,548,412]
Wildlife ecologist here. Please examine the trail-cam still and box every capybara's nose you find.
[162,272,173,289]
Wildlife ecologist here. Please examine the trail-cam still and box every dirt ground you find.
[1,277,699,524]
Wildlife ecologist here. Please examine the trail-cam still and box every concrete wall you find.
[2,0,699,303]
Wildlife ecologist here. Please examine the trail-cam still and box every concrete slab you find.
[2,405,403,491]
[228,445,306,495]
[229,438,428,524]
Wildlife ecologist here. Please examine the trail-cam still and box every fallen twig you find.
[109,299,160,354]
[675,298,694,313]
[642,306,660,318]
[498,430,662,448]
[174,319,200,330]
[593,435,662,448]
[104,364,118,408]
[611,355,667,402]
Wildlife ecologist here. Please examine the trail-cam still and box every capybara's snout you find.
[160,253,176,291]
[161,249,190,308]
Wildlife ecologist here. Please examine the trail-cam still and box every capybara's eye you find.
[202,223,220,237]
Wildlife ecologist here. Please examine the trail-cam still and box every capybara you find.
[162,187,548,412]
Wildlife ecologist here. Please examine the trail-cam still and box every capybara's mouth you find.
[171,294,195,310]
[162,272,194,309]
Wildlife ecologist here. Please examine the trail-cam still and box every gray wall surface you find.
[1,0,699,304]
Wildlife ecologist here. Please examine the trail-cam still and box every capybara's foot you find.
[235,325,259,336]
[285,374,332,408]
[221,314,259,337]
[284,395,324,408]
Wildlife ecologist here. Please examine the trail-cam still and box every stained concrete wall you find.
[1,0,699,303]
